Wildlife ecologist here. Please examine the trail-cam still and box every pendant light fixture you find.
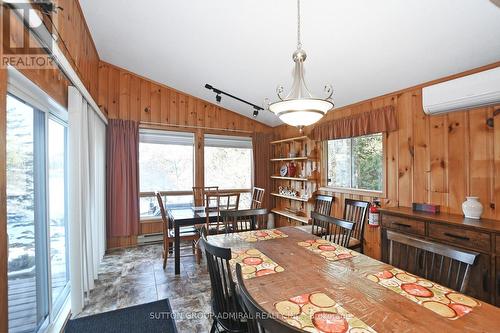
[268,0,334,130]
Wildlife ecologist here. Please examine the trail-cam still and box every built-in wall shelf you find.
[270,176,309,181]
[271,209,309,224]
[271,193,309,202]
[270,156,310,162]
[270,136,308,145]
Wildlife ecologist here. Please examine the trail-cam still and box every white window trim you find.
[324,133,386,197]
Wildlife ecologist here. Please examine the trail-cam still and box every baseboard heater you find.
[137,233,163,245]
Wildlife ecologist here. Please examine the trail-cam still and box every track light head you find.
[253,108,259,117]
[216,94,222,103]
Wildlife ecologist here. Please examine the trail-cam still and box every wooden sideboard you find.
[379,207,500,306]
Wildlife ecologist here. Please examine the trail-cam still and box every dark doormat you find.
[64,299,178,333]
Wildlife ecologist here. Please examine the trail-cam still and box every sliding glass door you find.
[48,118,69,316]
[6,95,49,332]
[7,91,69,333]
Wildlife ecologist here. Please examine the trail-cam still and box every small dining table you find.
[168,207,220,275]
[207,226,500,332]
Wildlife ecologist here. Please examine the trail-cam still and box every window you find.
[139,130,195,217]
[204,134,253,208]
[7,88,69,332]
[327,133,383,192]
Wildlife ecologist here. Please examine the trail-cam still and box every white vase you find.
[462,197,483,219]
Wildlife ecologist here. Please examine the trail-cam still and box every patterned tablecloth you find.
[229,248,284,279]
[367,267,480,320]
[235,229,288,242]
[298,239,359,262]
[274,292,377,333]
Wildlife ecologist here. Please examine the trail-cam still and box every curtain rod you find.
[139,121,254,134]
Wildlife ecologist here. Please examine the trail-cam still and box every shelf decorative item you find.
[278,186,298,197]
[288,162,297,177]
[279,164,288,177]
[462,197,483,219]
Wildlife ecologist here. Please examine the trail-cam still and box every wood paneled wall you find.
[276,62,500,260]
[98,61,272,249]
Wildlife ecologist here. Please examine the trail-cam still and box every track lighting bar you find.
[205,84,263,117]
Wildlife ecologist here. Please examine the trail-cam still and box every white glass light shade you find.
[269,98,333,127]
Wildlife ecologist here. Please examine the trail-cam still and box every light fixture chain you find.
[297,0,302,50]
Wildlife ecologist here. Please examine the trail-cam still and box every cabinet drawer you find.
[428,222,491,252]
[381,215,425,236]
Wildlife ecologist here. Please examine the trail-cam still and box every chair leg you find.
[195,240,202,264]
[192,240,196,254]
[210,321,217,333]
[163,239,169,270]
[163,249,167,270]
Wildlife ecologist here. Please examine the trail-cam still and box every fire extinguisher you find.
[368,199,381,227]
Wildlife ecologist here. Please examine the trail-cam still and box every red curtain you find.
[106,119,139,237]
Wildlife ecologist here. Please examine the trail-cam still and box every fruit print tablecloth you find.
[298,239,359,262]
[235,229,288,242]
[229,248,284,279]
[274,292,377,333]
[367,267,480,320]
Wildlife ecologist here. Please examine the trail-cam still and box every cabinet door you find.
[496,256,500,307]
[466,253,492,304]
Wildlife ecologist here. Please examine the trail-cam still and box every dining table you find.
[168,206,221,275]
[206,226,500,332]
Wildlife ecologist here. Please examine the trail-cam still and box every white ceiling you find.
[79,0,500,127]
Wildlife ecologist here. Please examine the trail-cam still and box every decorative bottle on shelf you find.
[462,197,483,219]
[288,162,297,177]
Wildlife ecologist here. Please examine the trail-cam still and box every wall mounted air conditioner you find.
[422,67,500,115]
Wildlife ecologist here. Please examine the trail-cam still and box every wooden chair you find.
[235,264,303,333]
[155,192,199,269]
[199,235,247,333]
[311,211,355,248]
[218,192,240,211]
[204,192,224,235]
[296,194,334,234]
[192,186,219,206]
[343,199,370,253]
[222,208,268,233]
[386,230,479,292]
[250,187,265,209]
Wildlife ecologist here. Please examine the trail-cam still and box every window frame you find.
[321,133,387,198]
[138,129,196,220]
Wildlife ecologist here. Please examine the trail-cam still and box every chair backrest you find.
[221,208,268,233]
[156,191,171,251]
[251,187,265,209]
[218,192,240,211]
[311,212,355,248]
[314,194,334,215]
[386,230,479,292]
[204,192,222,235]
[199,236,246,332]
[343,199,369,241]
[192,186,219,206]
[235,264,303,333]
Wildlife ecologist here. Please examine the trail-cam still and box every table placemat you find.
[367,267,480,320]
[235,229,288,242]
[229,248,284,279]
[297,239,358,262]
[274,292,377,333]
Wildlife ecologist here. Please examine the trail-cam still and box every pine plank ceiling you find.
[79,0,500,127]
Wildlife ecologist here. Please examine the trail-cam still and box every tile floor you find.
[78,243,212,332]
